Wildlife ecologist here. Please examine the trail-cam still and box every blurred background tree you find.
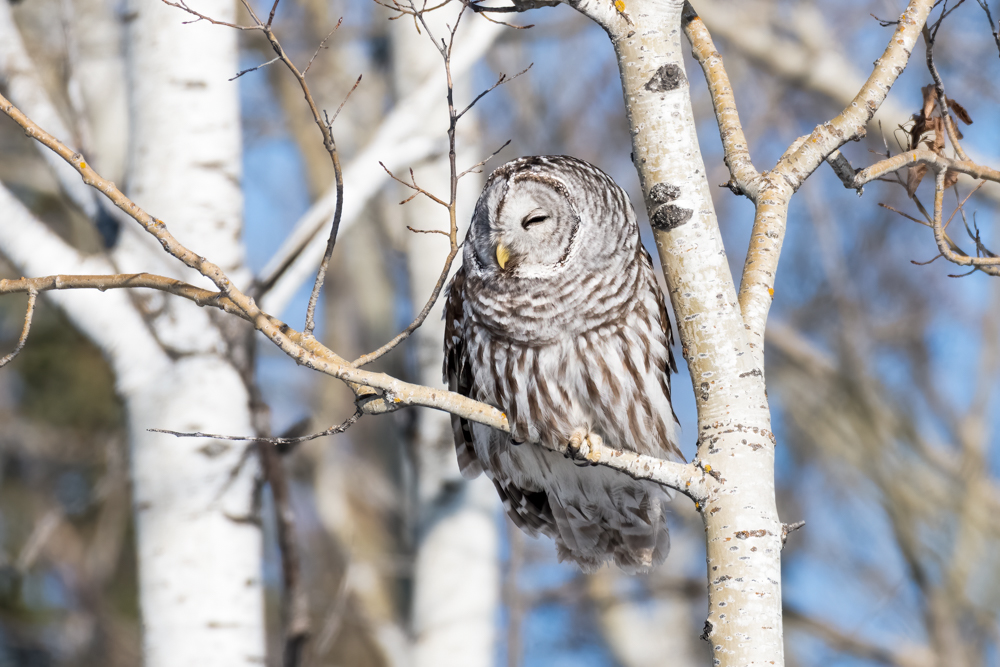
[0,0,997,666]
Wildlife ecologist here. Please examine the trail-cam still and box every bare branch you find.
[379,162,449,206]
[162,0,357,337]
[161,0,261,29]
[406,226,451,236]
[977,0,1000,56]
[932,167,1000,274]
[303,19,343,76]
[683,4,761,199]
[266,0,282,28]
[735,1,935,363]
[457,139,511,179]
[350,240,460,366]
[840,149,1000,189]
[879,202,932,227]
[229,56,281,81]
[328,74,363,125]
[456,66,532,120]
[921,18,969,160]
[0,273,247,319]
[827,148,998,274]
[774,1,934,191]
[0,289,37,368]
[149,409,362,447]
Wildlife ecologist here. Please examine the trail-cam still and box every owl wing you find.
[642,246,681,431]
[443,266,484,480]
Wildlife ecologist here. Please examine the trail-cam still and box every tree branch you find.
[737,0,934,358]
[0,289,37,368]
[932,167,1000,275]
[774,1,934,190]
[682,4,761,199]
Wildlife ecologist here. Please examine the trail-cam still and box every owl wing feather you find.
[443,267,483,480]
[642,246,681,430]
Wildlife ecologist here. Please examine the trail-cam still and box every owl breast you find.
[464,277,677,459]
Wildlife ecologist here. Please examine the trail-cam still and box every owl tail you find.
[499,444,672,574]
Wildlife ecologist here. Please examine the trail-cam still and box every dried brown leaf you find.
[909,114,927,149]
[947,115,965,141]
[907,163,928,197]
[921,84,938,118]
[926,116,945,154]
[944,169,960,189]
[947,98,973,124]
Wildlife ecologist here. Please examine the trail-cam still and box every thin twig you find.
[456,66,532,120]
[977,0,1000,56]
[303,19,343,76]
[406,226,450,236]
[922,17,969,160]
[379,162,449,206]
[879,203,932,227]
[229,56,281,81]
[149,409,363,446]
[266,0,281,28]
[932,166,1000,274]
[351,242,460,366]
[457,139,511,179]
[328,74,363,126]
[353,0,470,367]
[162,0,260,29]
[0,289,37,368]
[163,0,356,337]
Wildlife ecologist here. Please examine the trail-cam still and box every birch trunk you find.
[0,1,265,663]
[562,0,783,663]
[389,13,500,667]
[120,2,265,665]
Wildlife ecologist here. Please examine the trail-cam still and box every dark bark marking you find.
[650,204,693,231]
[644,63,686,93]
[649,182,680,204]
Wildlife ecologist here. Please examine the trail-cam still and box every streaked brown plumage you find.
[444,155,681,572]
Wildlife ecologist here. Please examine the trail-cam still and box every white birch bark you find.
[389,13,500,667]
[1,2,265,663]
[556,0,782,663]
[117,2,264,665]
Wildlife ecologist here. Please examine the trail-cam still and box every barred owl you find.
[444,155,682,573]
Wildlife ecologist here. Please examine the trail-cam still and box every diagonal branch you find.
[773,1,934,190]
[736,0,935,356]
[682,4,761,199]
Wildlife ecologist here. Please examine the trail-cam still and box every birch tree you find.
[2,0,998,666]
[0,1,265,665]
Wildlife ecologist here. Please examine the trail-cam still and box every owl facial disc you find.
[485,175,579,273]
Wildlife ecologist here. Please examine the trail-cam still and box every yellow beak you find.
[496,243,510,270]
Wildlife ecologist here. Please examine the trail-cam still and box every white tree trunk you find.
[120,2,265,665]
[559,0,784,663]
[0,1,265,663]
[389,13,501,667]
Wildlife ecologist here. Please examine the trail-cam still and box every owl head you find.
[466,155,639,280]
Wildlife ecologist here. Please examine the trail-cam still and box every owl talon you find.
[565,430,604,464]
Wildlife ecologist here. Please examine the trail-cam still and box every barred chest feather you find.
[463,283,678,459]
